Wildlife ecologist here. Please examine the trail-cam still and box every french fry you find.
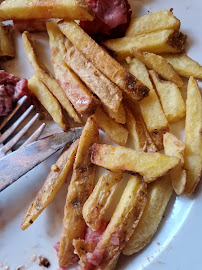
[0,23,15,59]
[132,48,185,89]
[123,175,173,255]
[58,20,149,102]
[150,70,186,122]
[163,133,186,195]
[22,31,81,123]
[21,139,79,230]
[83,171,123,231]
[28,75,67,130]
[64,39,122,113]
[47,22,98,115]
[102,103,126,125]
[92,107,128,146]
[126,57,169,150]
[83,176,147,270]
[163,53,202,79]
[103,30,187,59]
[59,117,99,267]
[126,10,180,36]
[91,144,180,182]
[184,77,202,194]
[73,239,95,269]
[0,0,93,21]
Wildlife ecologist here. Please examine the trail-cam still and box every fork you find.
[0,95,46,159]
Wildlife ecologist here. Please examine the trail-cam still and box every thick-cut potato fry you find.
[102,103,126,125]
[83,176,147,270]
[59,117,99,267]
[0,0,93,21]
[83,171,123,231]
[22,31,81,124]
[123,175,173,255]
[163,133,186,195]
[163,53,202,79]
[150,70,186,122]
[21,139,79,230]
[184,77,202,194]
[0,23,15,59]
[58,21,149,102]
[126,57,169,150]
[64,39,122,113]
[103,30,187,59]
[132,48,185,89]
[126,10,180,36]
[28,75,67,130]
[91,144,180,182]
[47,22,98,115]
[92,107,128,146]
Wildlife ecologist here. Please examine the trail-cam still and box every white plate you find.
[0,0,202,269]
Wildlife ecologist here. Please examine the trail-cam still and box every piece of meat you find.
[13,19,47,33]
[85,220,107,244]
[86,248,105,266]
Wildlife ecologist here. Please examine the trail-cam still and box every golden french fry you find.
[47,21,98,115]
[64,38,122,113]
[102,103,126,125]
[22,31,81,123]
[184,77,202,194]
[58,20,149,102]
[163,53,202,79]
[0,0,93,21]
[163,132,186,195]
[59,117,99,267]
[83,176,147,270]
[83,171,123,231]
[28,75,67,130]
[123,175,173,255]
[126,57,169,150]
[0,23,15,59]
[92,107,128,146]
[103,30,187,59]
[73,239,95,269]
[21,139,79,230]
[91,144,180,182]
[150,70,186,122]
[126,10,180,36]
[132,48,185,89]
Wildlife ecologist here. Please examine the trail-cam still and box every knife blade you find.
[0,127,83,192]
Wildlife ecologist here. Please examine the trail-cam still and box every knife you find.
[0,127,83,192]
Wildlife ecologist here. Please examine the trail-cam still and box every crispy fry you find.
[126,57,169,150]
[102,103,126,125]
[83,176,147,270]
[0,0,93,21]
[126,10,180,36]
[59,117,99,267]
[163,53,202,79]
[47,21,98,115]
[150,70,186,122]
[58,20,149,102]
[184,77,202,194]
[92,107,128,146]
[21,139,79,230]
[83,171,123,231]
[22,31,81,123]
[0,23,15,59]
[103,30,187,59]
[132,48,185,89]
[163,133,186,195]
[28,75,67,130]
[64,38,122,113]
[123,175,173,255]
[91,144,180,182]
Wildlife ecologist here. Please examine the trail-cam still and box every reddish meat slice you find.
[13,19,47,33]
[85,220,107,244]
[86,248,105,266]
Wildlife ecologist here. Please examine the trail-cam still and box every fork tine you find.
[0,96,28,131]
[1,113,39,155]
[0,104,34,144]
[21,123,46,147]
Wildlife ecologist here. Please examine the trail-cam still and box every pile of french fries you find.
[0,2,201,269]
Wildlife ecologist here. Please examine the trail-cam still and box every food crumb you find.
[51,164,59,172]
[157,242,160,246]
[147,257,150,262]
[31,255,37,262]
[17,265,25,270]
[4,266,10,270]
[38,256,50,268]
[170,8,173,12]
